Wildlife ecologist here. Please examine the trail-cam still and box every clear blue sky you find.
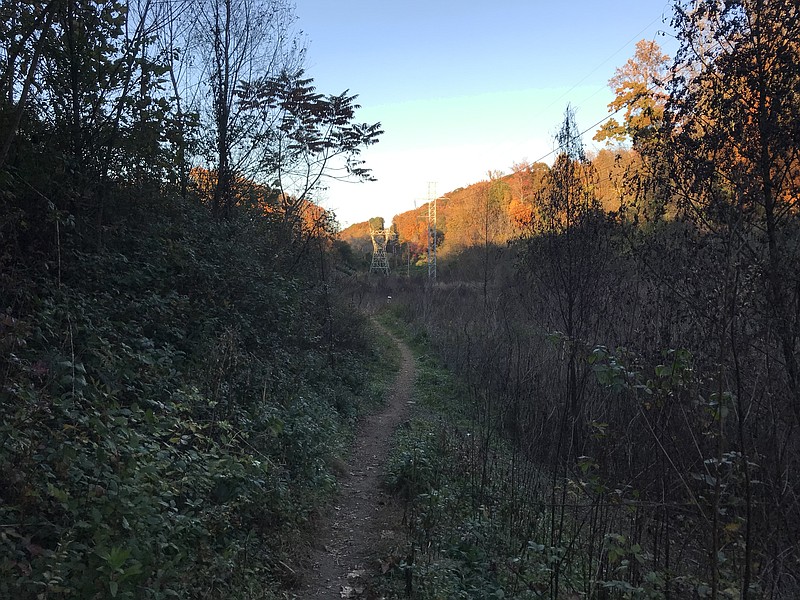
[293,0,678,227]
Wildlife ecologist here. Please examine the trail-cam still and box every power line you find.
[530,80,662,166]
[543,11,669,114]
[528,4,675,164]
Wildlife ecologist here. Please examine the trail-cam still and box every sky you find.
[292,0,679,228]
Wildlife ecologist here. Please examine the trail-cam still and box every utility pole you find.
[427,182,437,280]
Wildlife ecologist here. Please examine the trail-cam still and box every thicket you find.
[365,1,800,598]
[377,310,677,599]
[381,219,799,597]
[1,195,390,598]
[0,0,385,597]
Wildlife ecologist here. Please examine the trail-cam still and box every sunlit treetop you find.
[594,39,671,146]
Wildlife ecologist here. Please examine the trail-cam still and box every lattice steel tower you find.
[370,228,391,275]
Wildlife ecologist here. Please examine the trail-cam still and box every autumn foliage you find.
[190,166,331,235]
[343,151,640,263]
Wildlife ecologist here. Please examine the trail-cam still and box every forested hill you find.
[341,148,639,266]
[338,219,374,260]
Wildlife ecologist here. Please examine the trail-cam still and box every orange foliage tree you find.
[594,39,670,146]
[190,166,333,239]
[384,164,554,261]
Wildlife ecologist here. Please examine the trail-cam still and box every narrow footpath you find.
[295,324,415,599]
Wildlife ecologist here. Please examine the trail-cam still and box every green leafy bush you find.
[0,198,380,598]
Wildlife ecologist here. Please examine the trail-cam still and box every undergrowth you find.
[379,310,674,600]
[0,199,388,599]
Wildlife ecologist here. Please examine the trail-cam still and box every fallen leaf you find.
[348,569,366,580]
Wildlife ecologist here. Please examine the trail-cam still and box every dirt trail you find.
[295,324,414,599]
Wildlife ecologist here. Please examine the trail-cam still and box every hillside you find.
[343,149,640,268]
[338,220,373,261]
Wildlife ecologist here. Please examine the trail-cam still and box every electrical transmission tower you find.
[427,182,437,280]
[369,228,391,275]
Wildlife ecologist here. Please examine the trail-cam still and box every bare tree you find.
[191,0,301,218]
